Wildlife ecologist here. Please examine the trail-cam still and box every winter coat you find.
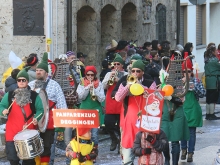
[205,56,220,89]
[5,77,17,93]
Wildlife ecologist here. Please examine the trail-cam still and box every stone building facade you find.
[0,0,177,87]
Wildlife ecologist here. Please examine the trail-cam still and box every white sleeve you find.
[102,72,111,89]
[94,82,105,103]
[76,84,90,102]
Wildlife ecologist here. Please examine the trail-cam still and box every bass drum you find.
[36,89,49,133]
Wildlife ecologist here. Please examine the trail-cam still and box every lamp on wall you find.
[189,0,206,5]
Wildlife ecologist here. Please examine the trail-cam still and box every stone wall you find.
[0,0,176,87]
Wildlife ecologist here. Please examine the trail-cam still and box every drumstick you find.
[22,113,42,131]
[3,99,16,117]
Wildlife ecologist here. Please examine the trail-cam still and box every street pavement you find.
[1,98,220,165]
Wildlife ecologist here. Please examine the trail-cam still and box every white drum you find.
[14,129,44,159]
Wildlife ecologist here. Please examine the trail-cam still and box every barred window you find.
[196,5,203,46]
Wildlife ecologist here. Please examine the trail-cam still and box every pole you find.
[45,0,53,60]
[176,0,180,45]
[67,0,72,51]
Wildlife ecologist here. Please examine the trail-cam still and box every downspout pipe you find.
[67,0,72,51]
[176,0,180,44]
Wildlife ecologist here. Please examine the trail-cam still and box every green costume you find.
[161,100,190,141]
[183,92,203,127]
[80,93,104,126]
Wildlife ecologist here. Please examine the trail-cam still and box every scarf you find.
[83,78,99,88]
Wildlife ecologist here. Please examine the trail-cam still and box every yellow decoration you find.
[130,83,144,96]
[46,38,52,45]
[162,84,174,96]
[2,62,25,83]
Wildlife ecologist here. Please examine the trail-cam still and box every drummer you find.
[28,52,67,165]
[0,67,44,165]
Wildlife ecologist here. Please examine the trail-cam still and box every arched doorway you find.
[101,4,117,60]
[156,4,166,42]
[77,6,97,65]
[121,3,137,41]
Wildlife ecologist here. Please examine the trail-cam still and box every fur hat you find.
[17,67,31,81]
[132,60,145,71]
[182,52,193,70]
[37,52,48,73]
[85,66,97,75]
[113,53,124,65]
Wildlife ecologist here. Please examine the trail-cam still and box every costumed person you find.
[144,93,160,117]
[102,54,128,152]
[4,68,20,93]
[66,128,98,165]
[204,45,220,120]
[2,51,25,84]
[0,67,44,165]
[28,53,67,165]
[180,53,205,162]
[76,66,105,163]
[132,130,168,165]
[114,60,156,165]
[26,53,39,82]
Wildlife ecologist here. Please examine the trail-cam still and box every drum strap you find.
[20,106,29,122]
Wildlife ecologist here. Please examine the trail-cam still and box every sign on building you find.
[13,0,44,36]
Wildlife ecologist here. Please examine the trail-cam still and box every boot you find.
[209,114,220,120]
[205,114,210,120]
[110,138,119,151]
[187,153,193,162]
[181,149,187,160]
[172,153,180,165]
[209,104,220,120]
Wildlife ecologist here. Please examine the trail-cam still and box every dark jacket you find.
[132,130,168,156]
[5,77,18,93]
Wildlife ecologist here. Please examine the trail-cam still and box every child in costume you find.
[66,128,98,165]
[132,130,168,165]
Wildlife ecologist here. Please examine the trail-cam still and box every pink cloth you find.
[115,84,129,102]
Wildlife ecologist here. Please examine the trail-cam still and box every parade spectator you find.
[115,40,129,53]
[183,42,194,59]
[99,59,111,82]
[4,69,20,93]
[151,40,159,51]
[143,41,152,51]
[217,44,220,60]
[26,53,39,82]
[204,44,220,120]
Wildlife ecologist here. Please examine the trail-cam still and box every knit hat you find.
[132,60,145,71]
[27,54,38,66]
[16,67,31,81]
[37,52,48,73]
[113,53,124,65]
[131,54,142,61]
[85,66,97,75]
[182,52,193,70]
[66,51,75,57]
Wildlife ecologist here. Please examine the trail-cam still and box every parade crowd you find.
[1,39,220,165]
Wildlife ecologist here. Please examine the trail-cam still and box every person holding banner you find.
[0,67,44,165]
[66,128,98,165]
[76,65,105,162]
[114,60,156,165]
[29,53,67,165]
[102,54,128,152]
[132,130,168,165]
